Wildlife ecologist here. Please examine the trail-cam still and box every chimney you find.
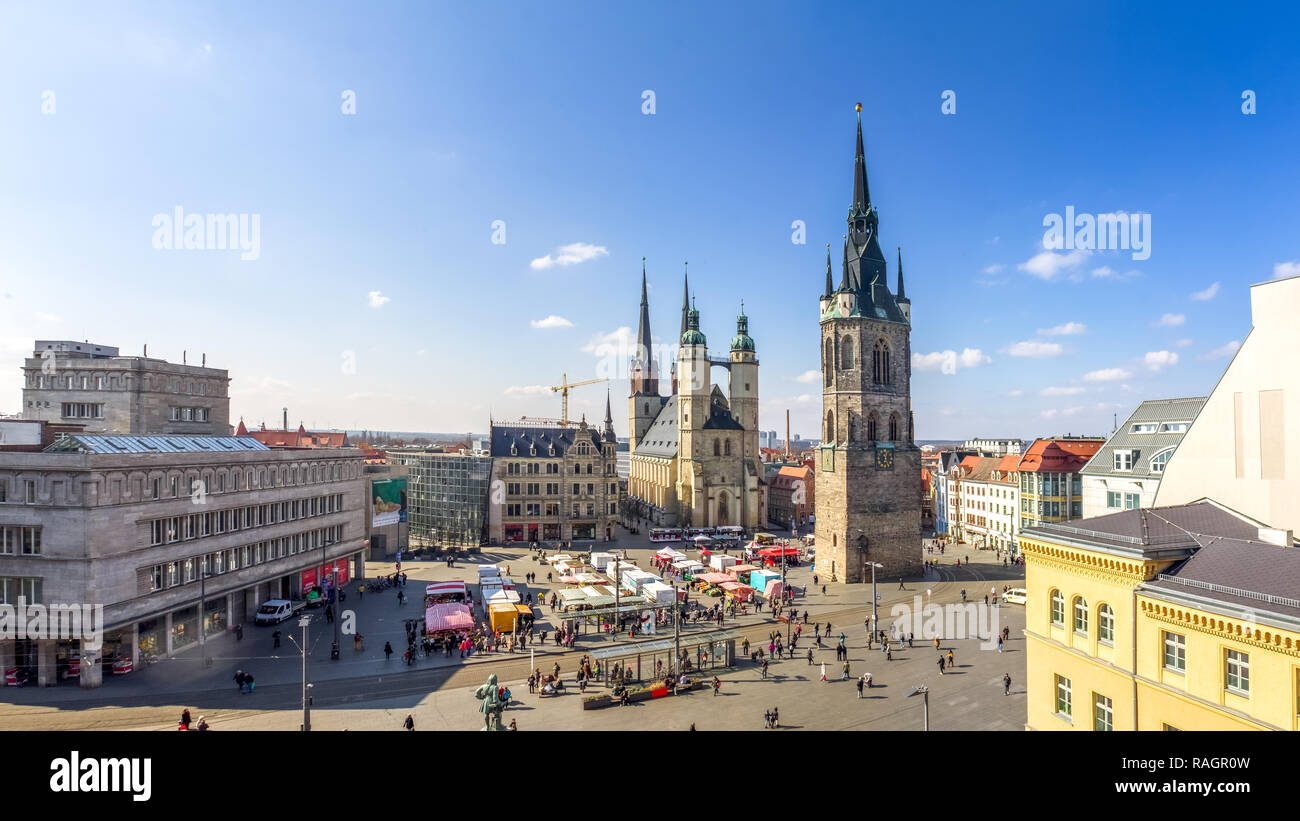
[183,350,187,365]
[283,408,288,431]
[785,409,791,461]
[143,344,148,357]
[202,353,206,367]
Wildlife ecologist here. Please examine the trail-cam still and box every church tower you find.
[628,260,660,451]
[729,305,759,462]
[676,299,709,525]
[815,103,922,583]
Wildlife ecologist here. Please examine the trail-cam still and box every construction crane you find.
[550,372,608,427]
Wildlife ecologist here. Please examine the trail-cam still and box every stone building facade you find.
[487,414,620,544]
[815,106,923,582]
[21,340,230,437]
[0,435,366,687]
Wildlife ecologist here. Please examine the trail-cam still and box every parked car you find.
[1001,588,1027,605]
[254,599,307,625]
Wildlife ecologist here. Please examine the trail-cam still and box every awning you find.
[728,564,759,574]
[698,572,732,584]
[488,589,521,603]
[426,581,467,595]
[558,589,588,607]
[426,603,474,633]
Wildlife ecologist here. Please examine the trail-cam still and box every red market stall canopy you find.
[426,603,475,633]
[426,581,467,597]
[727,564,759,575]
[720,582,754,598]
[697,572,732,585]
[757,546,800,558]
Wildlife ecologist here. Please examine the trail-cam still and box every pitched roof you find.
[1018,437,1104,473]
[1080,396,1206,478]
[46,434,269,454]
[635,395,678,459]
[994,453,1021,478]
[490,423,605,458]
[239,428,347,448]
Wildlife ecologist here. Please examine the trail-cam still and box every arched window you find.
[867,412,878,442]
[1073,597,1089,634]
[824,339,834,386]
[724,440,732,456]
[713,440,721,456]
[889,413,899,441]
[1098,604,1114,644]
[873,339,891,385]
[825,410,835,443]
[1149,448,1174,474]
[1050,589,1064,625]
[840,336,854,370]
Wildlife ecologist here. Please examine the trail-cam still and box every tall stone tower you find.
[729,307,759,464]
[628,261,660,451]
[676,300,710,523]
[814,104,922,583]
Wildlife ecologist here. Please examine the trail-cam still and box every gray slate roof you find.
[635,395,679,459]
[489,424,604,458]
[1080,396,1206,479]
[1145,538,1300,621]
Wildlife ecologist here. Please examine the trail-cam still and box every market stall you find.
[425,602,475,635]
[726,564,759,585]
[589,552,616,571]
[709,554,738,572]
[425,580,468,606]
[720,581,754,602]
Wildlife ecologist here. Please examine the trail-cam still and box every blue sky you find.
[1,1,1297,440]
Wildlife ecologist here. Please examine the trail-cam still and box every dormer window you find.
[1113,450,1135,471]
[510,444,518,456]
[1159,422,1189,433]
[1130,423,1157,434]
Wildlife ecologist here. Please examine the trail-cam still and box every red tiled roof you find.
[1017,438,1104,473]
[237,428,348,449]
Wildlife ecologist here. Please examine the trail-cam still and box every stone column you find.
[165,612,174,655]
[131,622,139,667]
[80,638,103,688]
[36,640,56,687]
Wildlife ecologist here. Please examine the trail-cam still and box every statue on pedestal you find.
[474,673,506,731]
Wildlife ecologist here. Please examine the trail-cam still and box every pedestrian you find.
[821,585,826,595]
[1003,672,1012,696]
[358,584,364,600]
[908,632,914,648]
[997,637,1004,653]
[234,623,243,641]
[934,636,941,651]
[713,676,721,697]
[244,672,255,692]
[841,660,850,680]
[384,641,393,661]
[272,630,281,649]
[938,656,946,674]
[807,648,813,665]
[856,675,864,698]
[196,716,209,731]
[234,670,245,693]
[771,706,779,728]
[947,649,955,668]
[403,714,415,731]
[761,659,769,679]
[820,662,827,682]
[764,710,773,729]
[181,708,192,728]
[898,578,905,590]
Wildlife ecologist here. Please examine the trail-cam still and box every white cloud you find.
[1038,321,1086,336]
[1174,338,1193,348]
[911,348,991,375]
[1090,266,1114,278]
[1040,386,1085,397]
[1083,367,1133,382]
[530,315,573,329]
[1274,261,1300,280]
[367,291,390,308]
[1154,313,1185,327]
[1005,340,1063,358]
[795,370,820,383]
[1040,409,1058,419]
[1018,249,1091,280]
[530,242,609,270]
[581,326,635,354]
[1008,390,1023,397]
[982,264,1004,274]
[1190,282,1220,301]
[1201,340,1241,360]
[504,385,550,395]
[1144,350,1179,371]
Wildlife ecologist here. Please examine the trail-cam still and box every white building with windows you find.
[1079,397,1206,519]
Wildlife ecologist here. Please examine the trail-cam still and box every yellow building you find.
[1021,500,1300,731]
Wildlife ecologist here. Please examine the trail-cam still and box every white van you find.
[254,599,304,625]
[1001,588,1027,605]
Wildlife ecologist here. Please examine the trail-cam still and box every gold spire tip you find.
[855,102,862,112]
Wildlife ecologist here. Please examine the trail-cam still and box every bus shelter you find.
[589,628,740,685]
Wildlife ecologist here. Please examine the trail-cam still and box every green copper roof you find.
[681,300,706,346]
[730,305,755,351]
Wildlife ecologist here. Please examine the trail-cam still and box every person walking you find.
[196,716,209,731]
[820,662,827,682]
[898,578,905,590]
[403,714,415,731]
[234,670,246,693]
[841,660,850,680]
[713,676,721,697]
[807,648,814,666]
[234,623,243,642]
[761,658,769,679]
[1003,672,1012,696]
[384,641,393,661]
[937,656,946,675]
[997,636,1004,653]
[272,630,281,649]
[934,636,941,651]
[947,649,955,669]
[856,675,864,698]
[358,584,364,600]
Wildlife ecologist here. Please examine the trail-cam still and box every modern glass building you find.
[388,449,490,548]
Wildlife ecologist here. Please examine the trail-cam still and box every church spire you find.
[602,387,616,442]
[824,244,833,296]
[636,258,652,362]
[839,235,851,292]
[852,102,871,213]
[631,258,659,396]
[679,262,690,339]
[896,247,907,301]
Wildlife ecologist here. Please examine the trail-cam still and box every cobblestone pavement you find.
[0,531,1026,730]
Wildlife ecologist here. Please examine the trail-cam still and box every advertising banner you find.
[372,477,408,527]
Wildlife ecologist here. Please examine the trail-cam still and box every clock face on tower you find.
[875,444,894,471]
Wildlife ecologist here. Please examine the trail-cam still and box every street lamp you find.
[906,685,929,731]
[288,616,312,731]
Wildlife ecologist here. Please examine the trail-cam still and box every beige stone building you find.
[487,412,619,544]
[815,108,922,582]
[21,340,230,436]
[626,265,765,530]
[0,434,367,687]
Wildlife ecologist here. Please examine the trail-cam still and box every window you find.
[889,413,899,441]
[24,480,36,504]
[60,403,103,419]
[1050,589,1064,625]
[150,565,164,592]
[1113,450,1134,471]
[1055,675,1072,718]
[1124,493,1139,510]
[0,577,43,605]
[1225,649,1250,694]
[1098,604,1114,645]
[1163,632,1185,672]
[1131,423,1157,433]
[1149,449,1174,473]
[872,339,890,384]
[1094,694,1113,731]
[1073,597,1088,634]
[0,526,41,555]
[1106,491,1122,509]
[1159,422,1188,433]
